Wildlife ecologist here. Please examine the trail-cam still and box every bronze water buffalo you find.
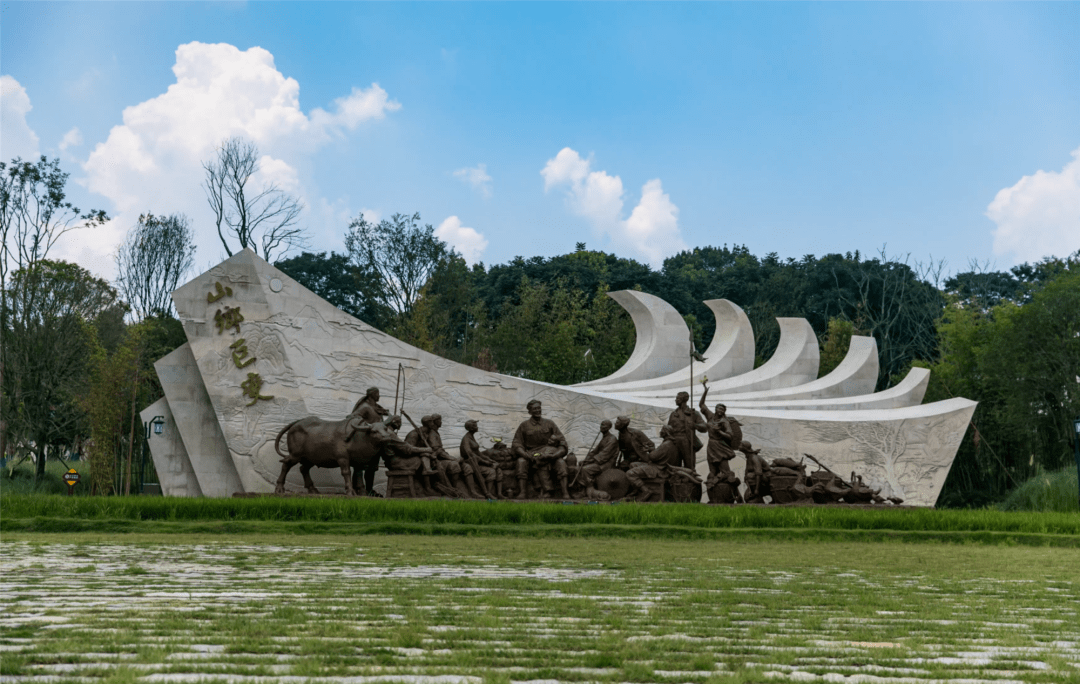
[273,414,428,495]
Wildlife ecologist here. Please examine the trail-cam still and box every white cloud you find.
[357,207,382,226]
[309,84,400,137]
[624,179,682,266]
[435,216,488,265]
[58,127,83,151]
[453,163,493,198]
[1,75,40,160]
[58,41,399,279]
[541,147,686,266]
[989,146,1080,264]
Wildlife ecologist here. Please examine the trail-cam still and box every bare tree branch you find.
[201,137,307,262]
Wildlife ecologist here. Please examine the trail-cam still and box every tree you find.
[2,260,121,480]
[344,212,451,319]
[927,260,1080,507]
[659,246,943,387]
[474,277,635,385]
[116,212,196,319]
[202,137,306,261]
[818,317,858,378]
[274,251,391,328]
[1,156,108,470]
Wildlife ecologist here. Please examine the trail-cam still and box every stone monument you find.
[143,250,976,506]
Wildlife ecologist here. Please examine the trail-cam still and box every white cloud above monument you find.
[435,215,488,265]
[542,147,686,267]
[54,42,400,278]
[988,146,1080,264]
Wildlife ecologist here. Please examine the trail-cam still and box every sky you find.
[2,2,1079,284]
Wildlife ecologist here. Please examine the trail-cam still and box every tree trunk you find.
[35,440,46,482]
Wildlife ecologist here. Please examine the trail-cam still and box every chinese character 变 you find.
[240,373,274,406]
[214,306,244,334]
[207,281,233,303]
[229,338,256,369]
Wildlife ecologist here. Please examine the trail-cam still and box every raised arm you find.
[698,385,712,420]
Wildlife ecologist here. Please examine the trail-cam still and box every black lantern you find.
[1073,416,1080,509]
[151,415,166,435]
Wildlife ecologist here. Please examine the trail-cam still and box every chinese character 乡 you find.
[240,373,274,406]
[214,306,244,335]
[230,338,256,369]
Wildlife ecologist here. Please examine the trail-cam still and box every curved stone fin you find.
[714,335,879,402]
[613,317,819,398]
[722,366,930,411]
[575,290,691,386]
[581,299,755,392]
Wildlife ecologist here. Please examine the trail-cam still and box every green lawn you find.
[2,534,1078,684]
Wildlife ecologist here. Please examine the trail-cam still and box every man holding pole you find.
[666,391,707,470]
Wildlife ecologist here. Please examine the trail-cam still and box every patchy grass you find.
[1,534,1078,684]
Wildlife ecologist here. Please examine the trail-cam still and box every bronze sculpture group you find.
[272,384,902,505]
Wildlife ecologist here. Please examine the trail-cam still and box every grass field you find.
[2,534,1078,684]
[3,494,1080,546]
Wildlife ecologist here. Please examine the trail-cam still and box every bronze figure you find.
[625,425,675,501]
[352,387,391,496]
[511,400,571,500]
[461,420,499,498]
[614,415,655,469]
[666,391,707,470]
[698,385,744,504]
[405,414,470,497]
[273,414,429,495]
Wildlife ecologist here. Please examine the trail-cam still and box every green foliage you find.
[662,247,943,388]
[998,467,1079,513]
[818,317,857,378]
[2,260,121,478]
[927,257,1080,507]
[81,329,138,495]
[344,212,450,319]
[392,254,484,357]
[476,278,635,384]
[2,457,91,496]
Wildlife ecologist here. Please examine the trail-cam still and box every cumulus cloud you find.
[988,146,1080,264]
[1,75,40,160]
[541,147,685,265]
[453,163,493,198]
[55,41,399,279]
[435,216,488,265]
[58,127,83,151]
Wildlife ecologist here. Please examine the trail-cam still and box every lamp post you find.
[1073,417,1080,509]
[140,416,165,494]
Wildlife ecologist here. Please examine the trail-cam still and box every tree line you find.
[3,148,1078,506]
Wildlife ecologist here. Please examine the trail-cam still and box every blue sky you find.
[2,2,1078,281]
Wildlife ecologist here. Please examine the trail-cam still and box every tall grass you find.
[1,459,91,496]
[998,466,1079,513]
[2,494,1078,536]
